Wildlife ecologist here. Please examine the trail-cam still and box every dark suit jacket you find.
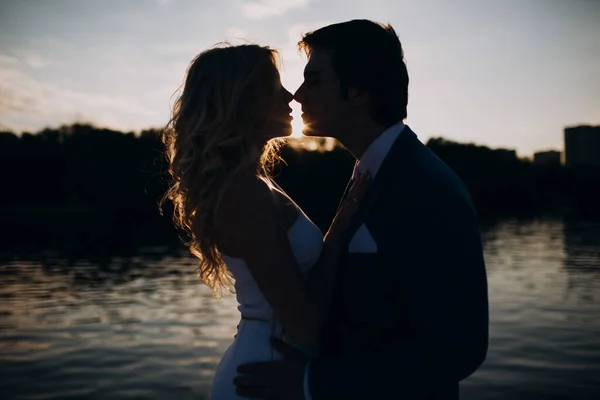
[309,126,489,399]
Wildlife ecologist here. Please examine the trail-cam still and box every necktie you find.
[337,161,362,212]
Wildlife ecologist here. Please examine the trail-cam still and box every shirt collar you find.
[352,121,405,180]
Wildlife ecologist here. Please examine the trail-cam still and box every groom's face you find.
[294,49,349,138]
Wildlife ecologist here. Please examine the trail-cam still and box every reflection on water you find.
[463,219,600,400]
[0,247,240,399]
[1,219,599,399]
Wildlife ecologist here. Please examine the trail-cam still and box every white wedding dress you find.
[210,206,323,399]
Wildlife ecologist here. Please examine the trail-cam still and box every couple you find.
[161,19,489,399]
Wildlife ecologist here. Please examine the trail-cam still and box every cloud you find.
[0,67,47,116]
[0,61,157,133]
[0,50,55,70]
[242,0,313,20]
[18,52,55,69]
[0,36,196,133]
[0,50,56,69]
[0,54,19,65]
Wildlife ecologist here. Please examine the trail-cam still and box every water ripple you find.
[1,219,600,399]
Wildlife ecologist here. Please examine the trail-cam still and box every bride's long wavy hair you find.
[159,43,283,294]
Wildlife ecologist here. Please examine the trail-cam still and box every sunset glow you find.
[290,103,305,138]
[1,1,599,156]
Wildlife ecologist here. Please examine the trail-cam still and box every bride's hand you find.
[325,171,371,241]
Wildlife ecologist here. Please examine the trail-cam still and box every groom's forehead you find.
[304,49,333,75]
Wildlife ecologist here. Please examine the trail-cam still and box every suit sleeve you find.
[307,192,489,399]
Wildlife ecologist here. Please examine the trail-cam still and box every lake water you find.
[1,218,599,399]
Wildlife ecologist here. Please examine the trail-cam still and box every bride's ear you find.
[347,87,370,109]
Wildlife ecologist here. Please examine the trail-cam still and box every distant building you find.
[496,149,518,162]
[533,150,561,166]
[564,125,600,168]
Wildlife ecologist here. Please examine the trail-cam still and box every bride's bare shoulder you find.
[216,173,275,223]
[215,173,277,255]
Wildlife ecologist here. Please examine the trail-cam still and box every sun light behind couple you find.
[286,101,337,151]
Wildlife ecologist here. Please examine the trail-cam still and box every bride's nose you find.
[283,87,293,104]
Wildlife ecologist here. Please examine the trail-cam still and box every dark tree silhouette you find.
[0,124,598,253]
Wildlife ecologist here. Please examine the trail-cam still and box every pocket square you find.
[348,224,377,253]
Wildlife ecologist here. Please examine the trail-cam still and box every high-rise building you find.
[533,150,561,166]
[564,125,600,168]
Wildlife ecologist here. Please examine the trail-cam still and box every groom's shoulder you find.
[391,134,452,185]
[390,135,473,208]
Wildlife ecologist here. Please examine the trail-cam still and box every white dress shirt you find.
[352,121,405,180]
[303,120,406,399]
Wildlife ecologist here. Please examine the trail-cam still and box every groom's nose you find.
[293,83,305,104]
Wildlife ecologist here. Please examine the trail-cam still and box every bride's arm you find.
[301,213,349,332]
[215,174,362,345]
[216,175,321,344]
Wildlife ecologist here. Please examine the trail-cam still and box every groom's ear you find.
[347,87,370,109]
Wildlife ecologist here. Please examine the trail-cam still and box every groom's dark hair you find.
[299,19,409,126]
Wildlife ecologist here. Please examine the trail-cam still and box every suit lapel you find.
[344,127,416,243]
[336,175,356,214]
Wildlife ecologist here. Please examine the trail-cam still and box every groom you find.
[235,20,489,399]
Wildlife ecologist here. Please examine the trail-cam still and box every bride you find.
[159,43,369,399]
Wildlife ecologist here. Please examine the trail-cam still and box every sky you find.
[0,0,599,156]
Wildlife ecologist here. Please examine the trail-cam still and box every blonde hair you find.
[160,43,283,294]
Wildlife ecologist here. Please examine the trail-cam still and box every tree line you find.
[1,124,598,251]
